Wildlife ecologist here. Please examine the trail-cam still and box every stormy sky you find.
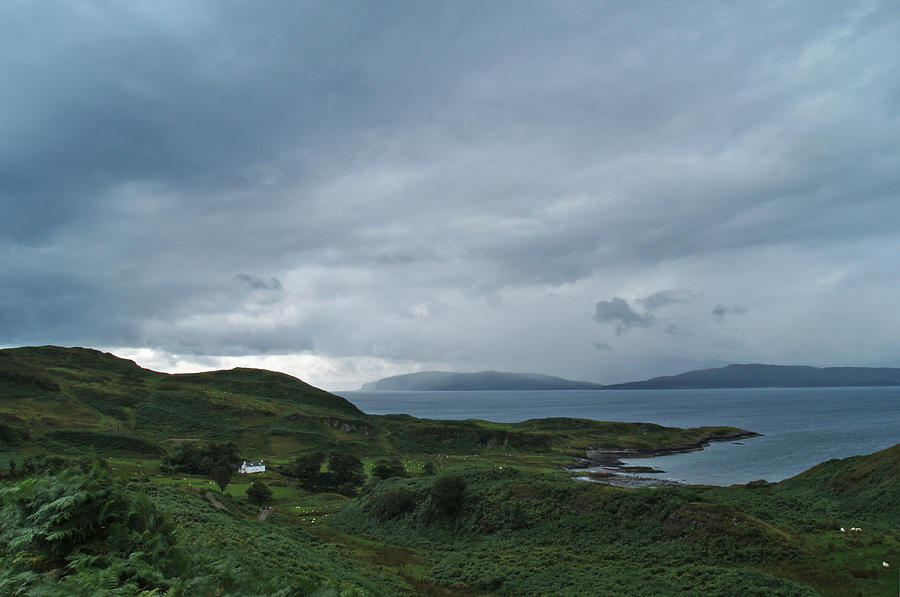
[2,1,899,390]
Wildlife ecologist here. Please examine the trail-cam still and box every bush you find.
[162,441,240,475]
[0,462,186,593]
[336,482,359,498]
[370,488,419,521]
[285,451,326,490]
[430,474,466,516]
[0,421,28,445]
[372,458,407,480]
[328,450,365,486]
[246,480,273,505]
[209,465,232,493]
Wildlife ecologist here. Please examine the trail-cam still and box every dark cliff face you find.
[361,370,604,391]
[602,363,900,389]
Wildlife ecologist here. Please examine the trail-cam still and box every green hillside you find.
[329,444,900,596]
[0,346,753,462]
[0,346,371,458]
[1,346,897,595]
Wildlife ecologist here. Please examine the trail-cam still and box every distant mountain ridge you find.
[602,363,900,389]
[363,364,900,391]
[360,370,605,391]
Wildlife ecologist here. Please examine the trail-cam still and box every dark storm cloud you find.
[593,294,698,338]
[1,1,898,380]
[637,290,695,311]
[712,305,749,322]
[593,298,653,335]
[237,274,283,291]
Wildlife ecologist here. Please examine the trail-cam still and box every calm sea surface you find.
[338,387,900,486]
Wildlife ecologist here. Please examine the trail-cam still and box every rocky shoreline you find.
[573,430,762,467]
[569,430,762,487]
[572,471,687,488]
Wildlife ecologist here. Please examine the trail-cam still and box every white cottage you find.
[239,460,265,474]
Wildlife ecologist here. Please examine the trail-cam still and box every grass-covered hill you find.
[2,443,897,596]
[0,345,752,462]
[332,443,900,596]
[0,345,366,458]
[1,346,897,595]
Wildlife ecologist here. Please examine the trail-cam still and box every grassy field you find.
[1,346,898,595]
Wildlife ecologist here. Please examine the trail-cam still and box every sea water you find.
[339,387,900,485]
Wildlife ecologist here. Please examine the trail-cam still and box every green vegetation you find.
[372,458,407,480]
[1,346,897,595]
[283,450,366,495]
[0,461,189,595]
[246,480,273,505]
[161,441,241,474]
[0,346,752,463]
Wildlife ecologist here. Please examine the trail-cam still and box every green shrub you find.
[370,488,419,521]
[209,464,232,493]
[372,458,407,480]
[328,450,365,486]
[246,480,273,505]
[0,421,28,445]
[0,462,187,594]
[161,441,240,474]
[430,474,466,516]
[284,451,326,490]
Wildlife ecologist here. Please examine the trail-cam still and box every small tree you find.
[372,459,407,480]
[328,450,365,487]
[246,480,273,505]
[288,452,326,491]
[370,488,418,521]
[209,442,241,469]
[430,474,466,516]
[209,465,232,494]
[422,461,436,476]
[162,441,242,475]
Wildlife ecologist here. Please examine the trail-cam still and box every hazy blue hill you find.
[602,363,900,389]
[361,370,605,391]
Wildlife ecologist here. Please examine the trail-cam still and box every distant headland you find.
[362,363,900,391]
[360,370,604,391]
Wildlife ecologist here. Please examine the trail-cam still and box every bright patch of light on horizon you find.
[106,347,432,392]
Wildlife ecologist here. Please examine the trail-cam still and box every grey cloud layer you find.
[594,298,654,335]
[712,305,749,322]
[2,1,899,379]
[637,290,695,311]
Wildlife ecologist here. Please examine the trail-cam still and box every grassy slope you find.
[0,346,751,463]
[2,346,897,596]
[329,445,899,596]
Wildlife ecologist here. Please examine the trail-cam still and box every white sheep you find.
[883,562,890,569]
[840,527,845,532]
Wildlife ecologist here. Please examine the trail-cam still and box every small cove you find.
[340,386,900,485]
